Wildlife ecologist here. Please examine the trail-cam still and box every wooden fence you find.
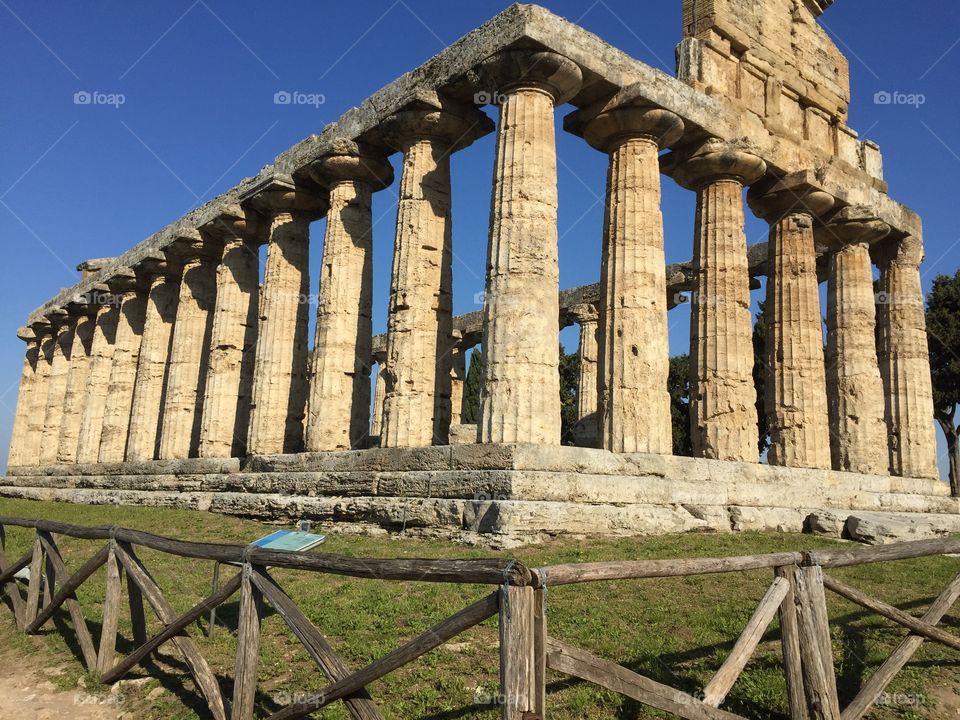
[0,516,958,719]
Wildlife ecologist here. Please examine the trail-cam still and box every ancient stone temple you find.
[2,1,953,543]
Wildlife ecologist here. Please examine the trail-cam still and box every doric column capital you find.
[309,139,394,190]
[747,174,836,223]
[167,228,222,264]
[64,292,97,319]
[44,307,70,331]
[475,49,583,106]
[240,173,329,218]
[583,105,684,153]
[873,234,925,269]
[200,203,263,244]
[134,250,182,285]
[382,92,494,152]
[816,205,891,251]
[566,302,599,325]
[672,138,767,190]
[16,326,36,344]
[105,267,142,294]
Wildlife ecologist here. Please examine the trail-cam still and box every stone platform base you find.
[1,444,955,546]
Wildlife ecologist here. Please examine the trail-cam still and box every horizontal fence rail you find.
[0,518,958,719]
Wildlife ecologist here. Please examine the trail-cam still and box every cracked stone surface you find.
[39,321,73,466]
[97,292,146,463]
[56,311,96,464]
[75,303,120,464]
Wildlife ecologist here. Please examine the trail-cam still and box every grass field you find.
[0,498,958,719]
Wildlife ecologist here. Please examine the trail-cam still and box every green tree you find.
[461,348,483,424]
[752,300,771,457]
[559,344,580,445]
[668,354,693,456]
[926,271,960,494]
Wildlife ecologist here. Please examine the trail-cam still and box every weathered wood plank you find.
[127,567,148,647]
[546,637,746,720]
[776,565,809,720]
[251,568,384,720]
[703,577,789,707]
[500,586,535,719]
[809,537,960,569]
[102,569,242,685]
[232,567,263,720]
[96,544,123,675]
[0,524,26,629]
[26,543,110,633]
[537,552,805,586]
[794,566,841,720]
[841,571,960,720]
[38,532,99,671]
[116,542,228,720]
[822,573,960,651]
[533,588,547,718]
[24,536,43,626]
[267,592,499,720]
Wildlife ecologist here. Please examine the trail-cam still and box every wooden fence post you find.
[794,564,841,720]
[233,563,264,720]
[776,565,809,720]
[500,584,537,720]
[0,523,26,629]
[97,542,122,675]
[24,534,44,627]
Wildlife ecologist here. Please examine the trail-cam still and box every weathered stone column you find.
[125,253,181,462]
[242,175,326,456]
[748,177,835,469]
[570,304,599,421]
[306,141,393,452]
[6,327,41,468]
[370,351,387,440]
[449,344,467,426]
[674,140,766,462]
[21,321,54,465]
[378,98,492,448]
[582,104,684,454]
[475,50,583,445]
[159,232,221,460]
[75,292,122,464]
[821,207,891,474]
[875,235,940,479]
[199,206,262,458]
[56,299,97,463]
[97,270,147,463]
[39,310,73,465]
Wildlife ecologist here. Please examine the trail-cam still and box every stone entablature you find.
[5,2,943,516]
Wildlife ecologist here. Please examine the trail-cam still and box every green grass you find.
[0,498,958,719]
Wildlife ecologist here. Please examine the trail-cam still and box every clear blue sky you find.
[1,0,957,477]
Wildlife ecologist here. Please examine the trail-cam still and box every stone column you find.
[370,351,387,440]
[39,310,73,465]
[56,300,97,463]
[821,207,891,474]
[571,304,600,421]
[22,322,54,464]
[449,344,467,426]
[199,206,262,458]
[674,140,766,462]
[378,98,492,448]
[306,142,393,452]
[243,176,327,456]
[475,50,583,445]
[125,253,182,462]
[159,233,221,460]
[748,178,835,469]
[875,235,940,479]
[97,270,147,463]
[582,105,684,454]
[6,327,41,468]
[75,293,122,463]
